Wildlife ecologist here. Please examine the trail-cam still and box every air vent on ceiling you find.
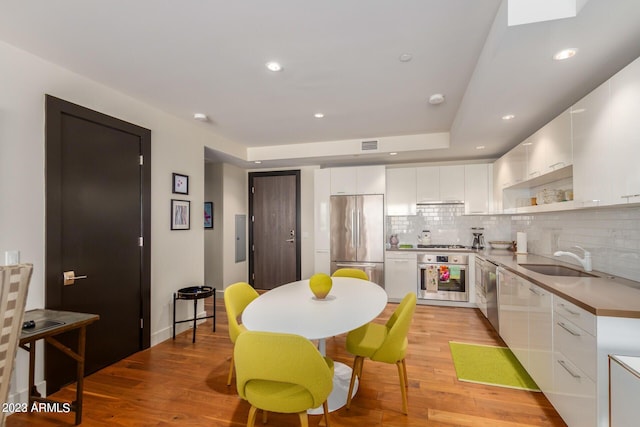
[361,140,378,151]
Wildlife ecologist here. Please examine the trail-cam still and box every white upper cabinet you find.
[416,165,464,202]
[501,143,528,188]
[356,165,386,194]
[415,166,440,202]
[492,156,506,212]
[386,168,417,215]
[330,165,385,195]
[526,108,572,179]
[330,167,356,195]
[572,81,613,207]
[609,56,640,204]
[439,165,465,202]
[464,164,491,214]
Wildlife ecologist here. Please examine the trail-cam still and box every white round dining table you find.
[241,276,388,413]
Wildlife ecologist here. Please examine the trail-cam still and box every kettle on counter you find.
[418,230,431,245]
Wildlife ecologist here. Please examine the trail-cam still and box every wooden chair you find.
[0,264,33,425]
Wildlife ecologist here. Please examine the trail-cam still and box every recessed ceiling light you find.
[389,152,398,156]
[553,48,578,61]
[398,53,413,62]
[265,61,283,72]
[502,114,515,121]
[314,113,325,119]
[475,145,485,150]
[193,113,208,121]
[428,94,445,105]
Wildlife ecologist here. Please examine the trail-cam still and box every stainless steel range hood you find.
[416,200,464,205]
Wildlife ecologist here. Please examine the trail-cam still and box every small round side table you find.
[173,285,216,343]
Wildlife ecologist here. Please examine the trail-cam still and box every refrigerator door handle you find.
[351,209,357,247]
[356,209,361,248]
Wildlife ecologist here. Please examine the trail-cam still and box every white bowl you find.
[489,241,512,250]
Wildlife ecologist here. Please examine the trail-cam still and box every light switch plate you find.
[4,250,20,265]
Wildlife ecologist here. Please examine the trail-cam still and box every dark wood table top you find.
[19,309,99,343]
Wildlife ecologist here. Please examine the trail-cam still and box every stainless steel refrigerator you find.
[330,194,385,287]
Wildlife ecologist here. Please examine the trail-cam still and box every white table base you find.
[309,361,358,414]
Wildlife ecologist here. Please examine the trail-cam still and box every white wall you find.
[0,40,246,401]
[222,163,249,287]
[204,162,224,289]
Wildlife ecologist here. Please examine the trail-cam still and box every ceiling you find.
[1,0,640,168]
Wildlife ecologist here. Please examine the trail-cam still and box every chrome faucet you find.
[553,246,592,272]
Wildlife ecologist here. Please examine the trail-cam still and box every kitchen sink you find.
[519,264,598,277]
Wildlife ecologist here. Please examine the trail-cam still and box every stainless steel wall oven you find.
[417,253,468,302]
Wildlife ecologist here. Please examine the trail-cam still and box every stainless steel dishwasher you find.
[477,257,499,332]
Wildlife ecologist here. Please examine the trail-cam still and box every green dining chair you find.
[331,268,369,280]
[345,292,417,414]
[234,330,334,427]
[224,282,259,386]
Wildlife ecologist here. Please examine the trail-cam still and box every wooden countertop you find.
[478,250,640,319]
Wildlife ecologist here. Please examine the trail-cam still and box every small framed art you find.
[171,199,190,230]
[204,202,213,229]
[172,173,189,195]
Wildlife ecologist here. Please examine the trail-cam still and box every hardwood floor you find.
[8,296,567,426]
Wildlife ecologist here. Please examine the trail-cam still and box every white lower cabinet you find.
[496,266,640,427]
[497,268,552,389]
[384,251,416,301]
[609,355,640,426]
[551,350,597,427]
[549,299,597,427]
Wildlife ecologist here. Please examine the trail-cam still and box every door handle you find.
[63,270,88,286]
[285,239,295,243]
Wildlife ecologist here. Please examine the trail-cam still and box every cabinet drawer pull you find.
[557,321,581,337]
[529,287,544,296]
[549,161,565,169]
[557,359,582,379]
[558,303,580,316]
[621,194,640,199]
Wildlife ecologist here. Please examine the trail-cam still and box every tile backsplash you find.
[386,204,511,247]
[387,204,640,282]
[512,206,640,282]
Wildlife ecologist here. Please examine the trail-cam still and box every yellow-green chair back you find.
[224,282,259,386]
[234,331,334,427]
[345,292,416,414]
[331,268,369,280]
[373,292,417,364]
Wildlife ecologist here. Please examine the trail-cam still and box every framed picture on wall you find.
[171,199,190,230]
[204,202,213,229]
[172,173,189,195]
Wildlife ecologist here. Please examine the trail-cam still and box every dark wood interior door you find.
[249,171,301,290]
[45,95,151,393]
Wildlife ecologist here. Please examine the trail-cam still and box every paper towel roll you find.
[517,232,527,254]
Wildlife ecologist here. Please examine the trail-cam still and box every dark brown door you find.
[45,95,151,393]
[249,171,301,290]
